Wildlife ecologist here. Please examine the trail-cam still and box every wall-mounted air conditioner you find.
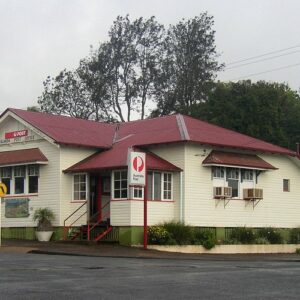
[213,186,232,199]
[243,188,263,200]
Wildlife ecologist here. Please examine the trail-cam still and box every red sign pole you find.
[143,163,148,250]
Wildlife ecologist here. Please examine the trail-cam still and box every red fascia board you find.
[57,142,111,149]
[136,140,296,157]
[203,162,278,170]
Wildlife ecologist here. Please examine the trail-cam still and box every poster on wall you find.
[4,198,30,218]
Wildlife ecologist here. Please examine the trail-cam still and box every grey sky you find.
[1,0,300,114]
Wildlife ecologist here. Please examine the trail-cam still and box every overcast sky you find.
[1,0,300,114]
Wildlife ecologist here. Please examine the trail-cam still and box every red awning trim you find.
[0,148,48,167]
[202,150,277,170]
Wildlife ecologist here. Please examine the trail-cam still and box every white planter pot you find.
[35,231,53,242]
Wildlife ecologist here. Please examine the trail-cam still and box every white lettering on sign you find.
[128,151,146,186]
[5,130,28,139]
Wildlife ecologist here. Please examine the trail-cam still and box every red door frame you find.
[96,176,102,222]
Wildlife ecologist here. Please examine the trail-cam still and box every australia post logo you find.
[133,156,145,172]
[128,151,146,186]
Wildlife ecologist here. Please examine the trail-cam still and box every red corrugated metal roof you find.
[6,108,116,149]
[0,148,48,166]
[3,108,297,157]
[183,115,295,156]
[202,150,277,170]
[65,139,181,172]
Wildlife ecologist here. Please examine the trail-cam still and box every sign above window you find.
[128,151,146,186]
[5,130,28,139]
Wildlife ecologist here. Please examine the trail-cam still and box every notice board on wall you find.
[3,198,30,218]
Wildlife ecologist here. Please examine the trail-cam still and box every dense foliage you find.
[148,221,217,249]
[191,80,300,150]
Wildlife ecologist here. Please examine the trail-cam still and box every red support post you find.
[144,167,148,250]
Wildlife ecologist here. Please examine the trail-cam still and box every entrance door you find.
[89,175,102,220]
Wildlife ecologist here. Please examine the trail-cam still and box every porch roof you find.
[64,147,181,173]
[202,150,277,170]
[0,148,48,167]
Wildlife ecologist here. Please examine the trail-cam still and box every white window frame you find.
[212,166,225,179]
[112,170,128,200]
[241,169,254,181]
[147,171,173,201]
[132,186,144,200]
[162,172,173,200]
[73,173,88,201]
[0,165,42,196]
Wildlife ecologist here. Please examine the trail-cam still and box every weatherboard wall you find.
[183,144,300,228]
[0,137,61,228]
[59,146,96,226]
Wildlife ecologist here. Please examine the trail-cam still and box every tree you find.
[153,13,223,116]
[191,80,300,150]
[38,15,164,122]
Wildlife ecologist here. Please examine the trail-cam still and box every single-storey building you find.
[0,108,299,244]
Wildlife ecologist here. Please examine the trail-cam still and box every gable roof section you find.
[4,108,116,149]
[0,148,48,166]
[65,145,181,173]
[2,108,296,157]
[202,150,277,170]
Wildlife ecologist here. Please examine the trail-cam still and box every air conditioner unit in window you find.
[243,188,263,200]
[213,186,232,199]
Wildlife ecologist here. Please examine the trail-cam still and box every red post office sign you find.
[5,130,28,139]
[128,151,146,186]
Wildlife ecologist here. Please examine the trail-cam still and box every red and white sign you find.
[5,130,28,139]
[128,151,146,186]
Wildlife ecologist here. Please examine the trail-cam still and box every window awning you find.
[0,148,48,167]
[202,150,277,170]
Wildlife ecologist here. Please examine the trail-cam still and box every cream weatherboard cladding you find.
[184,144,300,228]
[0,138,60,227]
[59,146,96,226]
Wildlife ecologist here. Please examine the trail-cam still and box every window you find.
[227,168,239,198]
[227,168,239,180]
[14,166,25,194]
[242,169,253,181]
[163,173,172,200]
[0,165,41,196]
[0,167,12,195]
[133,187,143,199]
[113,170,128,199]
[147,171,172,201]
[283,179,290,192]
[73,174,87,201]
[28,165,39,194]
[212,167,224,178]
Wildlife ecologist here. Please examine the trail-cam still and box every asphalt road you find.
[0,253,299,300]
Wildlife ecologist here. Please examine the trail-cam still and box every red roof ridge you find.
[7,108,114,127]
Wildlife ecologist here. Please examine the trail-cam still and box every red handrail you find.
[87,200,111,241]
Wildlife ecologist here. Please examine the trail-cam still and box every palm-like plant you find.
[33,208,55,231]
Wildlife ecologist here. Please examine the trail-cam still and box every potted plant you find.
[33,208,55,242]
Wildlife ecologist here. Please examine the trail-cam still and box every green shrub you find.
[229,227,257,244]
[148,226,172,245]
[295,248,300,255]
[192,229,217,249]
[162,221,193,245]
[290,228,300,244]
[257,228,284,244]
[254,237,270,245]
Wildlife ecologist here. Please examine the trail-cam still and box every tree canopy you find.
[38,13,221,121]
[191,80,300,150]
